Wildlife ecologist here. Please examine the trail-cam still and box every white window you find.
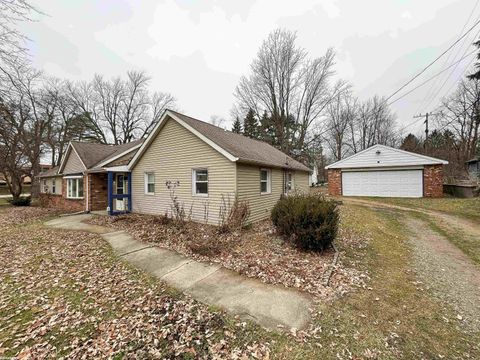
[66,177,84,199]
[145,173,155,195]
[260,169,271,194]
[192,169,208,196]
[52,179,56,194]
[42,179,47,193]
[286,172,294,192]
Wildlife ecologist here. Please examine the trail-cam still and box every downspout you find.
[85,172,89,212]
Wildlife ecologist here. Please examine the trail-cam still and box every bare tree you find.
[234,29,341,153]
[0,0,39,66]
[349,95,397,153]
[324,91,357,160]
[0,61,54,198]
[209,115,227,129]
[142,91,176,136]
[0,97,30,200]
[68,71,176,144]
[439,77,480,162]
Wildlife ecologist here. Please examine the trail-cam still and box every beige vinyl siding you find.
[237,166,311,223]
[40,177,62,195]
[63,150,85,174]
[131,118,236,225]
[236,164,284,223]
[293,171,310,193]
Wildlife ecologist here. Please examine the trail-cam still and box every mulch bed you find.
[0,207,271,358]
[87,211,368,300]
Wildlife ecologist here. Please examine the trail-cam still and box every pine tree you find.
[259,111,275,143]
[231,117,242,133]
[468,40,480,80]
[243,108,259,139]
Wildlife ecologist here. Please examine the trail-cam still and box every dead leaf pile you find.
[0,206,63,227]
[0,208,271,359]
[88,212,368,300]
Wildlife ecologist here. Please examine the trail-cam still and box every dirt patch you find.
[404,216,480,332]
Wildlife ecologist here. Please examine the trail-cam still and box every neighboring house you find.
[38,140,144,213]
[129,110,311,224]
[326,144,448,198]
[0,164,52,187]
[466,157,480,178]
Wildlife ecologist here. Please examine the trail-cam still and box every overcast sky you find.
[22,0,479,136]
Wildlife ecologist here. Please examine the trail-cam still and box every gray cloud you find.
[22,0,475,134]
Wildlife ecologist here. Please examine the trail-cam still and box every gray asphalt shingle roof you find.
[169,110,311,172]
[71,140,143,169]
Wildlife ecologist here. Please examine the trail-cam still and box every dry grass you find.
[359,196,480,223]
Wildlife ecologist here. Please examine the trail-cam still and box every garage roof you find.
[325,144,448,169]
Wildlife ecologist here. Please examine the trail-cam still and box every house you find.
[325,144,448,198]
[38,140,144,213]
[128,110,311,224]
[0,164,52,187]
[39,110,311,224]
[466,157,480,178]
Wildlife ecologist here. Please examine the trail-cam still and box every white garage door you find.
[342,170,423,198]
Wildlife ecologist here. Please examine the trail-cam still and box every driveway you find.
[344,197,480,331]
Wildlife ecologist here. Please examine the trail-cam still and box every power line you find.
[387,49,477,106]
[441,49,477,97]
[423,27,480,109]
[397,117,424,134]
[385,17,480,103]
[416,0,480,113]
[310,51,476,143]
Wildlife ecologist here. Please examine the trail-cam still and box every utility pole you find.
[413,112,433,150]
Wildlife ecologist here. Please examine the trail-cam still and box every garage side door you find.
[342,170,423,198]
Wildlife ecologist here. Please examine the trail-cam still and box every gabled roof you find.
[466,157,479,164]
[91,139,144,169]
[325,144,448,169]
[58,139,144,174]
[129,110,311,172]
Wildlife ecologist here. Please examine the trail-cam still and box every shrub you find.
[271,194,338,252]
[218,195,251,233]
[9,196,32,207]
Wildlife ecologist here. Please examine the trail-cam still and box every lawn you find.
[0,205,479,358]
[0,185,30,196]
[357,197,480,223]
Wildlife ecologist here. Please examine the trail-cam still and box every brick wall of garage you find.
[423,164,444,198]
[327,169,342,196]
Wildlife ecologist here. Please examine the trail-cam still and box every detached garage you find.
[326,145,448,198]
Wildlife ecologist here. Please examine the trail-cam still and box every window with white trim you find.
[52,179,56,194]
[145,173,155,194]
[67,177,84,199]
[286,172,294,192]
[193,169,208,195]
[260,169,271,194]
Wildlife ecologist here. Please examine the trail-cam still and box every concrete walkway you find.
[45,214,312,330]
